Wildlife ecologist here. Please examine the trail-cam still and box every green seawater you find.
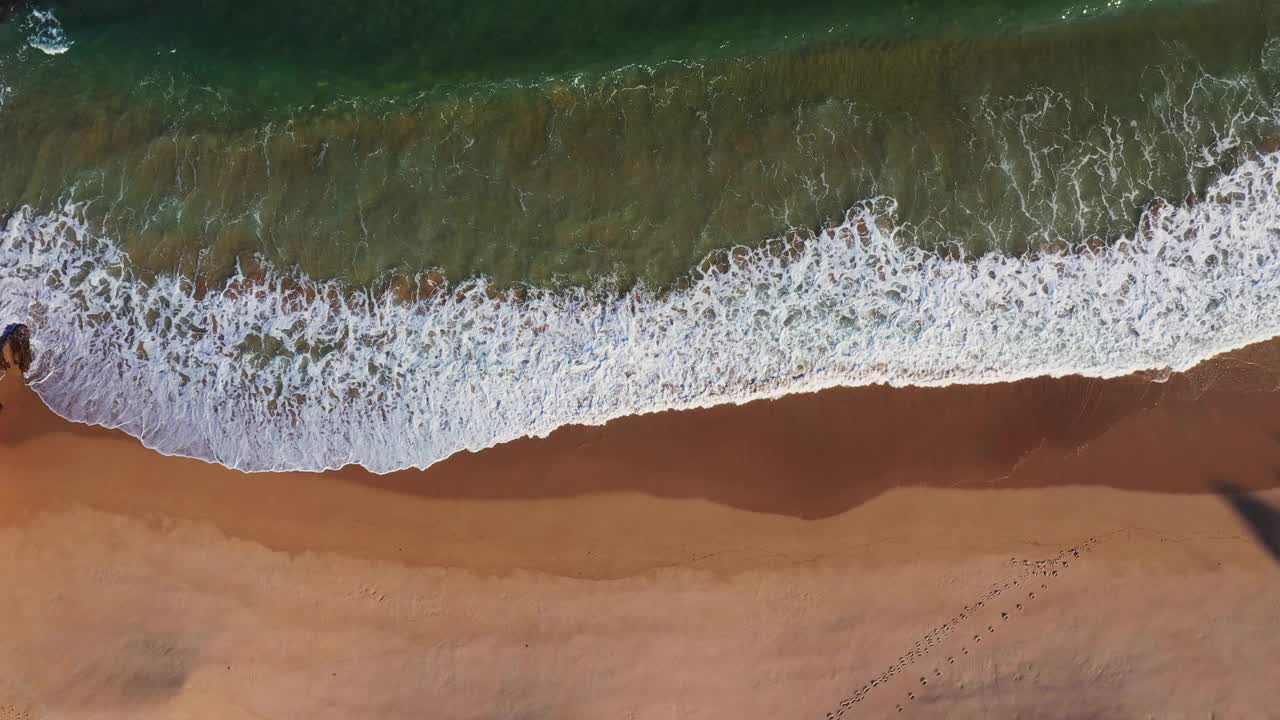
[1,0,1278,288]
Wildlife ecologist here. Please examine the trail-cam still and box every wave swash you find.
[3,146,1280,473]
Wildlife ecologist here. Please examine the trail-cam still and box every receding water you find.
[3,0,1280,472]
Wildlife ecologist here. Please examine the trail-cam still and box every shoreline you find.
[5,336,1280,574]
[5,2,1280,713]
[2,339,1279,718]
[10,141,1280,476]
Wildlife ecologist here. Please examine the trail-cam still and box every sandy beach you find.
[4,2,1280,718]
[2,342,1280,719]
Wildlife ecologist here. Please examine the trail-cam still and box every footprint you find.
[827,536,1104,716]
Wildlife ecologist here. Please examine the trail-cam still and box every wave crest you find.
[22,8,73,56]
[3,153,1280,472]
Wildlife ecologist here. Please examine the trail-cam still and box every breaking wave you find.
[3,152,1280,473]
[21,8,73,56]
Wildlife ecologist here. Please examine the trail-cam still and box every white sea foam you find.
[23,8,73,56]
[3,152,1280,473]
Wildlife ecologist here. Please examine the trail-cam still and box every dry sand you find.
[1,341,1279,719]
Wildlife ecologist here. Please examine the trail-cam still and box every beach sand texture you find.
[4,2,1280,716]
[2,340,1280,719]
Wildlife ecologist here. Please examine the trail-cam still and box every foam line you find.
[3,153,1280,473]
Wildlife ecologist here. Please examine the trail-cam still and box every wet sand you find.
[1,343,1279,719]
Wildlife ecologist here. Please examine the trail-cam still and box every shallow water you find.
[2,0,1276,287]
[2,0,1280,472]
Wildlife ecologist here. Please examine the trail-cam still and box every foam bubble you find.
[23,8,73,56]
[3,152,1280,473]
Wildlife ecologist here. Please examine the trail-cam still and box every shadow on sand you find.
[1216,482,1280,564]
[7,336,1280,520]
[346,351,1280,518]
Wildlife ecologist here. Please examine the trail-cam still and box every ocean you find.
[1,0,1279,471]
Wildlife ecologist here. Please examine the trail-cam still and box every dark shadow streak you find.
[343,356,1280,519]
[8,336,1280,520]
[1216,482,1280,564]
